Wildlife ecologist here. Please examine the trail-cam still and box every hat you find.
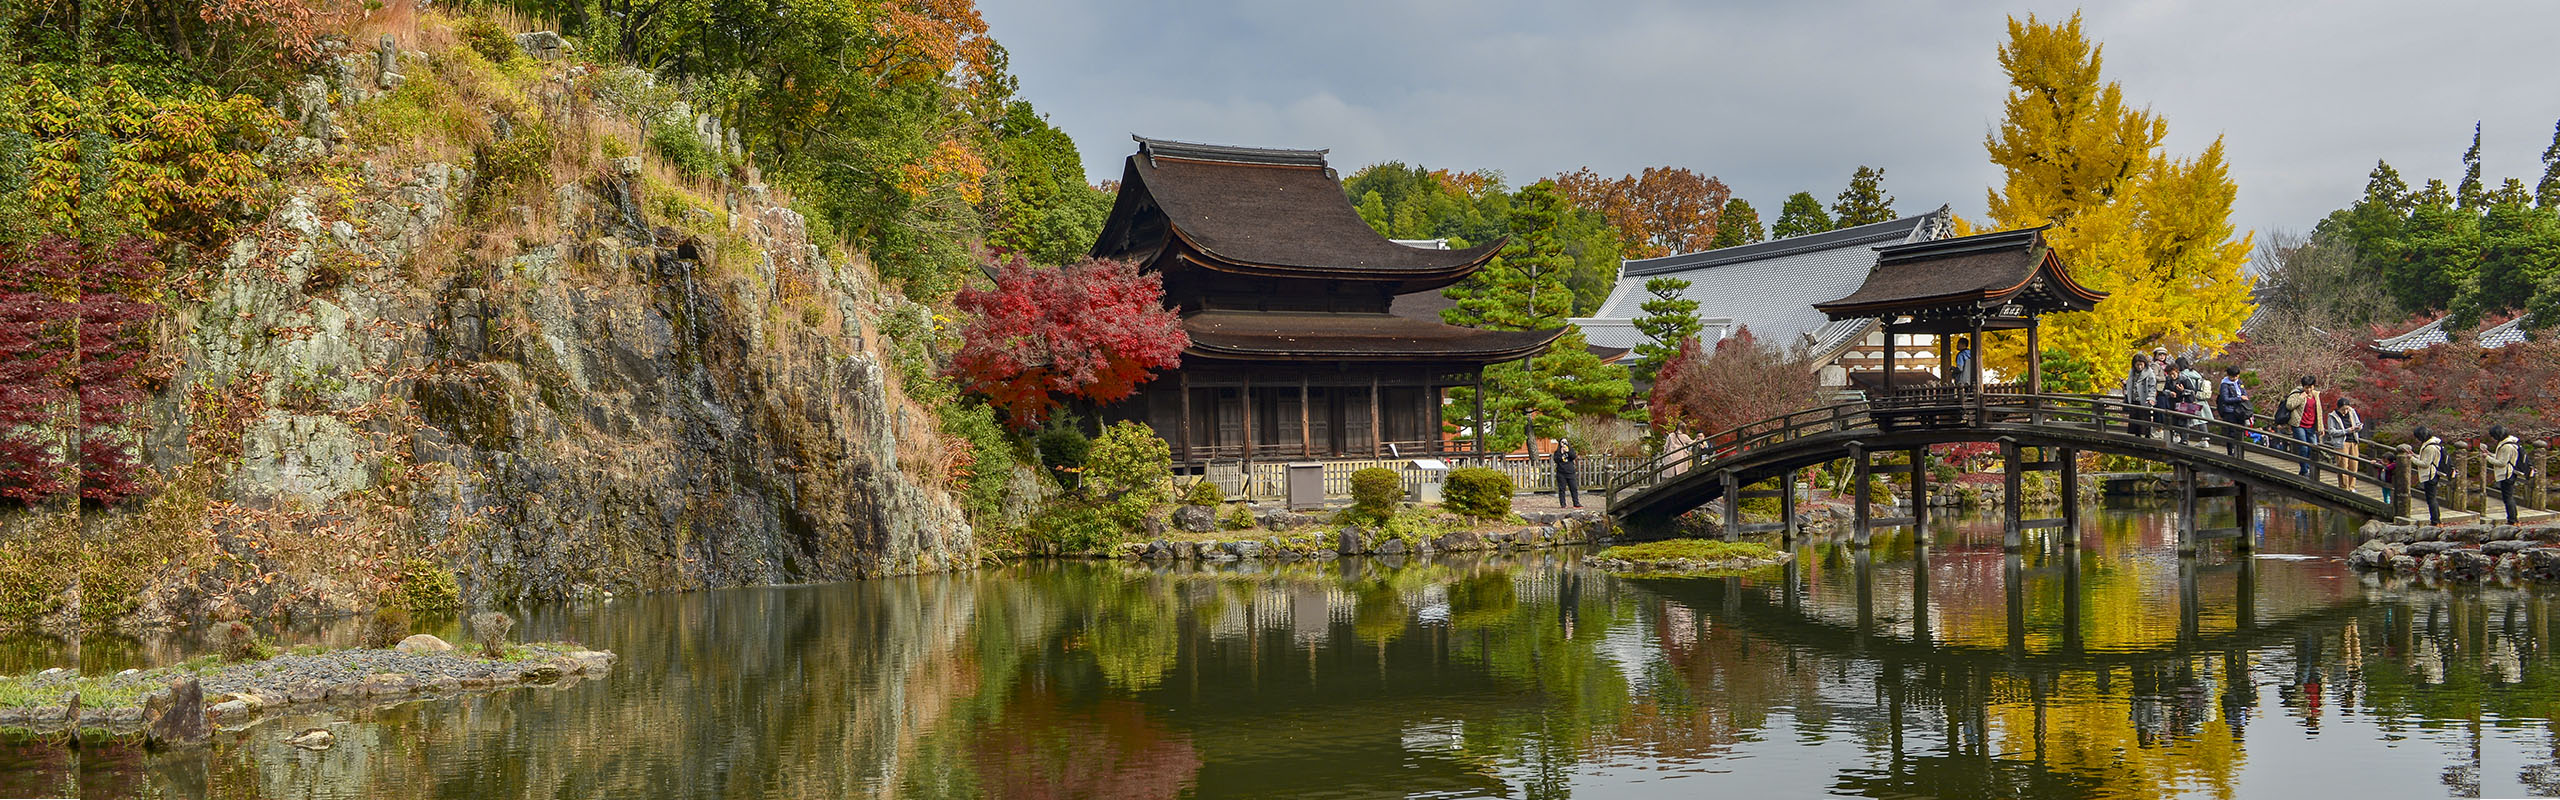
[2151,346,2169,355]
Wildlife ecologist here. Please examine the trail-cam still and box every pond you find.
[11,502,2560,799]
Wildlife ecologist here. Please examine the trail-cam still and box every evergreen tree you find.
[1830,166,1896,227]
[2450,195,2560,328]
[2459,122,2487,211]
[1710,198,1764,248]
[1630,277,1701,382]
[1770,192,1833,238]
[1440,181,1633,451]
[2540,120,2560,209]
[2385,193,2481,315]
[987,101,1111,266]
[1982,12,2254,374]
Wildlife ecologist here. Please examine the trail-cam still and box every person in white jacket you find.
[2413,426,2445,525]
[2485,424,2523,524]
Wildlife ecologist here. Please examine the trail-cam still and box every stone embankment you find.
[1124,508,1613,562]
[2347,522,2560,583]
[0,637,614,741]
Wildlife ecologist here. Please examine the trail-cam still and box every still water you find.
[12,503,2560,799]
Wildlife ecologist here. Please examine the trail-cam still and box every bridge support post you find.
[1720,469,1741,543]
[1909,448,1930,540]
[2232,480,2254,553]
[1850,443,1872,548]
[2001,439,2023,551]
[2058,447,2080,545]
[2175,464,2199,556]
[1778,468,1798,543]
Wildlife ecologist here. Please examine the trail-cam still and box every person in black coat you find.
[1554,439,1582,509]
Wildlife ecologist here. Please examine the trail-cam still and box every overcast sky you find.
[976,0,2560,243]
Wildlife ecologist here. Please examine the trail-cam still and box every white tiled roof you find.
[1570,206,1951,357]
[2371,314,2534,353]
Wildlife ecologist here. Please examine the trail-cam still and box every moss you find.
[1596,539,1784,564]
[392,558,462,612]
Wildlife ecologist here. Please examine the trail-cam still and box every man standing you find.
[2487,424,2523,524]
[2215,366,2252,456]
[1554,439,1582,509]
[2279,375,2325,478]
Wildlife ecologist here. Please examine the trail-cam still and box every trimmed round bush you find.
[1444,467,1514,518]
[1350,467,1402,521]
[1183,478,1223,506]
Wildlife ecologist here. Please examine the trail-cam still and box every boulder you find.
[519,664,566,683]
[514,31,573,60]
[143,677,208,748]
[1171,505,1216,533]
[288,728,335,750]
[397,634,455,654]
[2525,548,2560,581]
[1433,531,1486,552]
[2484,539,2534,555]
[2443,549,2494,581]
[1336,528,1365,556]
[1226,541,1263,560]
[2405,540,2459,555]
[1376,538,1408,556]
[564,651,618,673]
[1142,540,1173,560]
[2388,554,2420,574]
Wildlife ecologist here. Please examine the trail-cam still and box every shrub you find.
[469,611,515,658]
[364,606,412,649]
[1034,426,1090,492]
[648,123,719,178]
[459,16,521,65]
[220,621,264,662]
[1349,467,1403,523]
[1084,422,1172,521]
[1183,478,1223,506]
[1027,501,1116,553]
[393,559,462,612]
[1444,468,1514,519]
[1219,504,1255,530]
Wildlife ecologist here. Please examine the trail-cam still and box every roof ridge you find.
[1623,207,1946,277]
[1134,136,1329,168]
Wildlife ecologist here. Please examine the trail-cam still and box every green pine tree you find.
[2459,122,2487,211]
[2451,195,2560,327]
[1441,181,1633,452]
[1770,192,1832,238]
[2540,120,2560,209]
[1630,277,1701,382]
[1710,198,1764,248]
[2386,191,2481,314]
[1830,166,1896,227]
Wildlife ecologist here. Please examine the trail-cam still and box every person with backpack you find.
[2324,397,2366,490]
[2172,357,2207,445]
[2215,366,2252,456]
[2278,375,2326,478]
[2486,424,2524,524]
[2414,426,2446,525]
[2150,347,2178,440]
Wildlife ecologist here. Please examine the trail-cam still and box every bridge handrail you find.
[1610,391,2393,512]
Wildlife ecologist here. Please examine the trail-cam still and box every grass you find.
[1596,539,1784,564]
[0,641,593,709]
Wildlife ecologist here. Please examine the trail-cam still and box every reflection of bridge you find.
[1605,391,2450,550]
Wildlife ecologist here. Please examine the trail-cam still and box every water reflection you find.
[17,504,2560,798]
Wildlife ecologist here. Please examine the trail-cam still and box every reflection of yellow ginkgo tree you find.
[1982,665,2244,800]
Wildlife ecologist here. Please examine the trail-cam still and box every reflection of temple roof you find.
[1183,311,1562,363]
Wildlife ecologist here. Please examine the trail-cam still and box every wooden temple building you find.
[1089,137,1563,467]
[1811,225,2106,424]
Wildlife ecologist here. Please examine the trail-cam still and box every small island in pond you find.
[1587,539,1792,575]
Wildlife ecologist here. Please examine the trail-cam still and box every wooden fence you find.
[1193,455,1647,502]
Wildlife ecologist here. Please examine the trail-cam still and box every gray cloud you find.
[979,0,2560,239]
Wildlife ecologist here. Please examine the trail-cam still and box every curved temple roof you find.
[1182,311,1562,364]
[1095,136,1503,281]
[1814,226,2105,324]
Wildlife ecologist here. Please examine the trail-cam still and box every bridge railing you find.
[1607,391,2398,516]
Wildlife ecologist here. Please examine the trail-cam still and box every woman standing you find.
[2124,350,2160,437]
[2414,426,2446,525]
[2324,398,2366,490]
[2486,424,2523,524]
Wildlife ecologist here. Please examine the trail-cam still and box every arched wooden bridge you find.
[1605,390,2527,549]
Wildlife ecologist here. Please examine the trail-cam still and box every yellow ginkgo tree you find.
[1980,12,2256,390]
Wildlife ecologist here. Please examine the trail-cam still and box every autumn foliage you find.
[1554,166,1733,259]
[0,237,163,505]
[0,239,76,503]
[949,257,1187,429]
[1648,327,1823,440]
[2348,328,2560,440]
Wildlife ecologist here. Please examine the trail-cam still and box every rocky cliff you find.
[53,26,975,632]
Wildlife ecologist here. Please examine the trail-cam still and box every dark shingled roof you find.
[1814,226,2104,319]
[1182,310,1562,363]
[1111,136,1503,274]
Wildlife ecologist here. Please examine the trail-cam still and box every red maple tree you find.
[949,256,1187,429]
[78,237,165,503]
[1648,326,1823,441]
[0,238,77,504]
[0,236,165,506]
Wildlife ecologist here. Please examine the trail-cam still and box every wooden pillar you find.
[1970,316,1988,424]
[1472,373,1486,458]
[2058,447,2080,546]
[2001,439,2023,551]
[1299,374,1312,459]
[1242,372,1256,467]
[1881,322,1896,393]
[1938,333,1952,380]
[2393,448,2413,522]
[1851,442,1873,547]
[2025,318,2043,393]
[2176,464,2199,555]
[1909,447,1930,539]
[2233,479,2255,552]
[1721,469,1741,543]
[1779,467,1798,543]
[1369,374,1383,458]
[1178,371,1194,464]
